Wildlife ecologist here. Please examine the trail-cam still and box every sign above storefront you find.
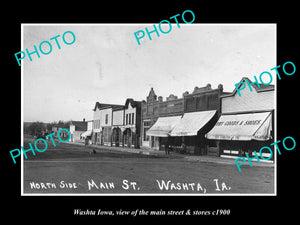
[206,112,272,141]
[215,120,261,127]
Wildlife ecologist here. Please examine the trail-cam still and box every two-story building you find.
[92,100,142,149]
[123,98,142,148]
[206,77,275,159]
[142,84,225,155]
[169,84,225,156]
[141,88,160,149]
[111,106,125,147]
[144,92,184,150]
[92,102,124,146]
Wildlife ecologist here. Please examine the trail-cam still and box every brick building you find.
[141,88,185,150]
[142,84,225,155]
[170,84,224,156]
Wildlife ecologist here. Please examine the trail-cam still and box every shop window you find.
[132,113,135,124]
[105,114,108,124]
[143,128,149,141]
[208,139,217,147]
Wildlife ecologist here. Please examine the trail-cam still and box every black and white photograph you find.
[21,23,276,195]
[4,5,298,223]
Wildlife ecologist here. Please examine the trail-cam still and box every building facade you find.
[141,88,160,148]
[92,102,124,146]
[170,84,224,156]
[141,88,185,150]
[111,106,125,147]
[92,100,141,149]
[69,119,88,143]
[142,84,225,155]
[123,98,142,148]
[81,120,94,144]
[206,77,275,159]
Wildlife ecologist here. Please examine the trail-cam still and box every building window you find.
[143,120,151,127]
[126,114,128,125]
[143,120,151,141]
[105,114,108,124]
[94,120,100,129]
[132,113,135,124]
[128,113,131,125]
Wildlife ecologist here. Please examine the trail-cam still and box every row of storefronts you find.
[91,99,141,148]
[91,77,275,159]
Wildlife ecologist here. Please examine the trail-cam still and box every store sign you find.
[215,120,261,126]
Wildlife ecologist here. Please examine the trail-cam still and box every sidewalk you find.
[184,155,274,167]
[67,141,166,156]
[66,141,274,167]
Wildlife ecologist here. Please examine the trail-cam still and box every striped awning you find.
[170,110,217,136]
[146,116,182,137]
[206,111,272,141]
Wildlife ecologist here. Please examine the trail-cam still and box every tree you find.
[27,122,45,136]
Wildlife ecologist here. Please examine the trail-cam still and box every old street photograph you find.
[22,24,276,195]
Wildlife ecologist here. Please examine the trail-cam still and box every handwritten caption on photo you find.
[28,178,231,193]
[9,128,71,164]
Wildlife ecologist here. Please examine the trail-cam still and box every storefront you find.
[206,111,273,158]
[141,88,184,149]
[206,77,275,159]
[111,127,123,147]
[111,107,125,147]
[170,110,218,155]
[92,102,124,146]
[146,115,182,150]
[123,98,142,149]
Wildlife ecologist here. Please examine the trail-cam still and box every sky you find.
[22,24,276,123]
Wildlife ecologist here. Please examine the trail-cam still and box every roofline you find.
[221,77,275,98]
[125,98,142,109]
[93,102,124,111]
[221,109,274,115]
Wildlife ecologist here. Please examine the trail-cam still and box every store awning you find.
[170,110,217,136]
[81,130,92,138]
[206,111,272,141]
[146,116,182,137]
